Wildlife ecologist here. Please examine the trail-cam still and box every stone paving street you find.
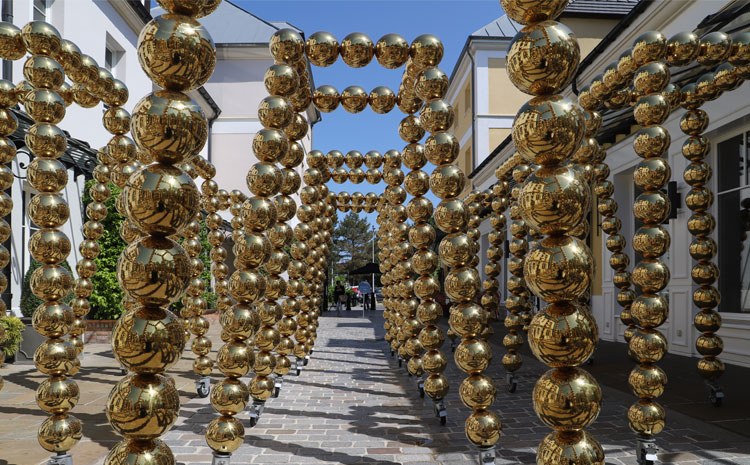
[1,308,749,465]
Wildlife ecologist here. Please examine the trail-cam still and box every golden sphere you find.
[425,131,459,165]
[465,410,501,448]
[264,64,298,98]
[246,162,282,197]
[313,85,340,113]
[407,196,433,223]
[125,164,199,236]
[21,20,61,56]
[103,107,132,136]
[537,430,604,465]
[533,367,601,430]
[423,374,449,400]
[132,90,207,163]
[438,232,473,268]
[631,259,670,294]
[249,375,275,401]
[420,99,454,133]
[629,364,667,399]
[31,264,73,301]
[633,93,670,126]
[25,123,67,158]
[155,0,220,17]
[629,328,668,363]
[253,129,289,163]
[632,31,667,66]
[340,85,368,113]
[104,438,175,465]
[29,228,71,265]
[364,150,383,169]
[410,34,444,68]
[500,0,568,25]
[454,338,491,374]
[24,89,66,124]
[24,56,64,90]
[524,235,593,303]
[241,197,277,232]
[528,303,597,367]
[138,14,215,91]
[633,62,670,95]
[206,415,245,454]
[666,31,699,66]
[112,307,185,374]
[340,32,374,68]
[628,399,665,435]
[373,33,408,69]
[697,357,725,380]
[216,340,254,378]
[270,28,304,63]
[415,68,449,101]
[630,294,668,328]
[430,164,466,199]
[507,20,580,95]
[698,31,732,67]
[368,86,396,114]
[118,237,191,307]
[519,165,589,235]
[259,95,293,128]
[633,225,670,260]
[38,413,82,453]
[449,302,485,338]
[37,375,79,414]
[434,199,468,233]
[694,309,721,333]
[513,95,584,165]
[444,267,480,303]
[106,373,179,440]
[210,378,249,416]
[0,22,25,61]
[305,31,339,67]
[399,116,425,144]
[633,125,670,159]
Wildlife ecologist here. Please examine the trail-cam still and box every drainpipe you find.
[2,0,12,314]
[468,45,477,188]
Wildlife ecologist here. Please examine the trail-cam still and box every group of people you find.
[332,280,375,316]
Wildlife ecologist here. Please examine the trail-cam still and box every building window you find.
[105,35,125,79]
[717,130,750,313]
[33,0,49,21]
[464,86,471,113]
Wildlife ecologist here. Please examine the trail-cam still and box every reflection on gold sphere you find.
[524,235,593,303]
[305,31,339,67]
[38,413,82,453]
[340,32,374,68]
[340,85,368,113]
[106,373,179,440]
[465,410,501,447]
[537,430,604,465]
[528,303,597,367]
[206,415,245,454]
[507,20,580,95]
[627,399,665,435]
[500,0,568,25]
[410,34,444,68]
[533,368,601,431]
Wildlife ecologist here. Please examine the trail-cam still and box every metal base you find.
[398,356,403,367]
[248,400,265,427]
[273,377,283,398]
[506,372,517,393]
[707,379,724,407]
[418,377,425,398]
[433,399,447,425]
[295,357,303,376]
[212,452,231,465]
[478,445,496,464]
[48,453,73,465]
[196,376,210,398]
[636,437,658,465]
[303,355,310,366]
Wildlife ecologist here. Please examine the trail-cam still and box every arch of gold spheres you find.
[0,0,748,464]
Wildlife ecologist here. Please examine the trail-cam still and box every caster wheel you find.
[273,387,280,398]
[440,415,447,426]
[296,368,301,376]
[249,417,258,427]
[391,350,394,357]
[303,358,309,366]
[408,371,412,377]
[507,382,517,393]
[398,359,402,367]
[197,383,210,398]
[419,387,424,398]
[711,394,723,407]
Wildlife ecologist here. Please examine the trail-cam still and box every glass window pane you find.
[718,133,750,312]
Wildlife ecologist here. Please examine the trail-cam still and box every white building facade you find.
[471,0,750,368]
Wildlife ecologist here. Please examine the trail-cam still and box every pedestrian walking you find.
[358,280,372,310]
[333,282,345,317]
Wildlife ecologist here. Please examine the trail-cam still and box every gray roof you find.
[151,1,301,45]
[472,0,638,38]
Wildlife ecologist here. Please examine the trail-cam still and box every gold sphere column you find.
[21,21,83,458]
[624,32,671,452]
[107,4,219,463]
[680,72,724,401]
[504,2,603,462]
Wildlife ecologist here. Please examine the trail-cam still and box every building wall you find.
[563,17,620,59]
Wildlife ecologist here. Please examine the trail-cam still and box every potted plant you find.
[0,314,25,364]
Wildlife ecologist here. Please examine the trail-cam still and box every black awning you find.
[349,262,380,275]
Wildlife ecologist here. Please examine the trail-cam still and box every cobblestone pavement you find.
[1,308,749,465]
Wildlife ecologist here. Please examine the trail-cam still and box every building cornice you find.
[107,0,150,35]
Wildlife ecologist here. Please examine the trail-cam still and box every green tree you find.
[82,179,125,320]
[329,212,376,278]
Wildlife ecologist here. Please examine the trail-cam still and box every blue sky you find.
[235,0,504,226]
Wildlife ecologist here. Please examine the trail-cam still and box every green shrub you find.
[0,315,25,357]
[20,259,74,318]
[83,180,126,320]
